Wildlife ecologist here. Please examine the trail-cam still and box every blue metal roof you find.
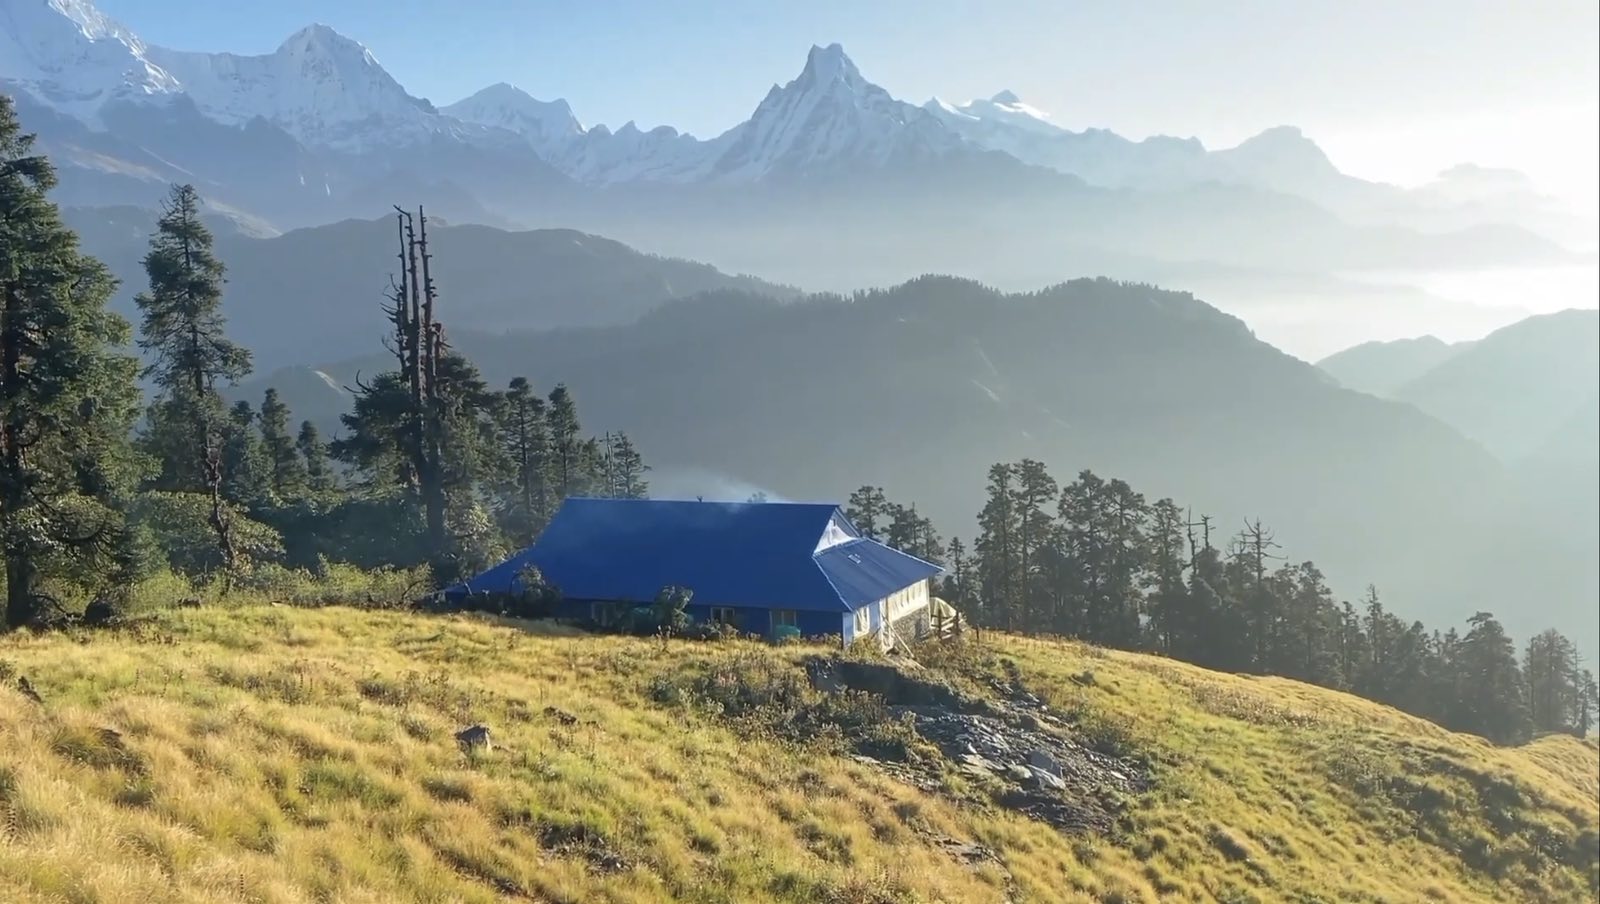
[450,498,941,613]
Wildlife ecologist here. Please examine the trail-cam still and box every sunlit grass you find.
[0,604,1593,902]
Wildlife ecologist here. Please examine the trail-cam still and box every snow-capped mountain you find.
[145,24,472,151]
[930,90,1061,137]
[3,0,1579,253]
[441,44,987,185]
[0,0,179,119]
[441,82,715,184]
[705,43,971,181]
[440,82,582,158]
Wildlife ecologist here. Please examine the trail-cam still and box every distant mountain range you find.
[1316,311,1598,660]
[1317,309,1598,463]
[1318,336,1474,397]
[3,0,1589,283]
[238,277,1595,656]
[62,208,795,373]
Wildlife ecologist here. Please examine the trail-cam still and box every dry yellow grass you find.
[0,605,1593,903]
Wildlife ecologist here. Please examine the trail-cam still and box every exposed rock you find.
[1027,766,1066,791]
[806,654,1149,836]
[455,724,492,752]
[1028,748,1062,777]
[177,597,203,609]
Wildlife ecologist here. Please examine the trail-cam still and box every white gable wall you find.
[839,579,931,648]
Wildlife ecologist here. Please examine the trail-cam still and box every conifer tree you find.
[545,384,583,500]
[1524,629,1584,735]
[1145,498,1188,652]
[496,377,549,543]
[1454,613,1531,744]
[134,183,251,573]
[0,97,144,626]
[297,421,335,494]
[220,400,270,507]
[258,388,305,499]
[974,463,1019,628]
[607,431,649,499]
[846,486,890,540]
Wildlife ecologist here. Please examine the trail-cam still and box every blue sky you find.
[97,0,1598,200]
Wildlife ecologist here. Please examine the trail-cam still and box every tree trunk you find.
[1,283,37,628]
[203,431,236,577]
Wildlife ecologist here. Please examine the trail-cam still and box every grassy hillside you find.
[0,605,1594,903]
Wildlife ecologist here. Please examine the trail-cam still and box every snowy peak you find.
[277,23,372,60]
[1215,125,1341,185]
[797,42,864,88]
[709,43,968,181]
[927,89,1061,137]
[146,22,450,151]
[442,82,582,156]
[0,0,180,117]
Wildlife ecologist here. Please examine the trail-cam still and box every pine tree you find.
[1455,613,1531,744]
[1145,498,1189,652]
[496,377,549,542]
[607,431,649,499]
[974,463,1019,628]
[1012,460,1058,631]
[1523,629,1583,735]
[545,384,583,500]
[1574,670,1597,737]
[135,183,251,573]
[0,96,144,626]
[297,421,335,494]
[1228,518,1284,669]
[886,502,944,564]
[846,486,890,540]
[259,388,305,499]
[220,400,270,508]
[943,536,973,610]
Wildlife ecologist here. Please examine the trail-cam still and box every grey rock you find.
[1028,766,1065,791]
[1028,749,1062,777]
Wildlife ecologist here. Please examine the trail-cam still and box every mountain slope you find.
[1392,309,1599,461]
[6,0,1580,285]
[63,208,796,373]
[439,82,583,158]
[0,0,180,118]
[145,24,464,151]
[253,277,1594,649]
[1,604,1593,903]
[1317,335,1470,396]
[704,43,982,182]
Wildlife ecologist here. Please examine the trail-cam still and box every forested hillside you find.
[258,278,1592,653]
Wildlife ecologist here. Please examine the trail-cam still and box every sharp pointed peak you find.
[800,41,861,83]
[278,22,368,55]
[990,89,1021,105]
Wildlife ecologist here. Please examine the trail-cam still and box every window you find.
[854,607,871,636]
[771,609,798,629]
[710,607,737,626]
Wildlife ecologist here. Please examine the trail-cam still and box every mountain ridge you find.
[238,276,1594,655]
[3,0,1575,239]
